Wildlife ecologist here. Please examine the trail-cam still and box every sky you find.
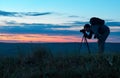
[0,0,120,43]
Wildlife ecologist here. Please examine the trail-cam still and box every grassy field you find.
[0,48,120,78]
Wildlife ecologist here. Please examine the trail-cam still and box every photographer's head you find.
[84,24,91,32]
[80,24,90,33]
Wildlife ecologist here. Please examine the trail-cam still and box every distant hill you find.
[0,43,120,57]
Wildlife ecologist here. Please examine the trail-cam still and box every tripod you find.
[79,35,91,54]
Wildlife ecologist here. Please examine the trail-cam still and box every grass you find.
[0,47,120,78]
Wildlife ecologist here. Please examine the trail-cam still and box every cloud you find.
[0,10,16,16]
[68,15,80,18]
[0,10,53,17]
[68,21,89,26]
[70,21,120,27]
[0,23,80,36]
[109,26,120,32]
[106,22,120,26]
[23,12,52,16]
[73,21,88,25]
[3,20,18,25]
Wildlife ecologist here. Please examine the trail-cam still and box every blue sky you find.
[0,0,120,19]
[0,0,120,42]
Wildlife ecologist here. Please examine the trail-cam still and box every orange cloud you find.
[0,34,96,43]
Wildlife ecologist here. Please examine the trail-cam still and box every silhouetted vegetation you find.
[0,47,120,78]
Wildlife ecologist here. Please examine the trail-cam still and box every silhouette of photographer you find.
[80,17,110,53]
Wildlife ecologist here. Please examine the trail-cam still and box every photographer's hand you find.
[84,31,93,39]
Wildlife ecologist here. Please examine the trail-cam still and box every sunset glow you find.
[0,34,96,43]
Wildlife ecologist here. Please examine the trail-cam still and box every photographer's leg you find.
[98,40,105,54]
[98,30,110,54]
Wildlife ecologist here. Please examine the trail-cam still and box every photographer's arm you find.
[91,26,102,40]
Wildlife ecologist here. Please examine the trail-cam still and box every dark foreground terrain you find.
[0,43,120,78]
[0,48,120,78]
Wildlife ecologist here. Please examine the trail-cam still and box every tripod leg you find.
[79,36,84,53]
[84,37,91,54]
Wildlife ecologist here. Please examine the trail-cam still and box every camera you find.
[80,24,90,33]
[80,29,86,33]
